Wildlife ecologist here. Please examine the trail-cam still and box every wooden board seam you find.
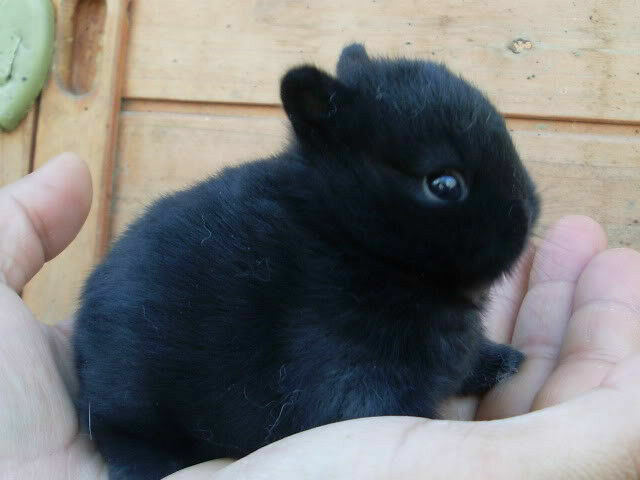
[27,97,40,173]
[122,98,640,129]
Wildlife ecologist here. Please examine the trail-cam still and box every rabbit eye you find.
[423,170,467,202]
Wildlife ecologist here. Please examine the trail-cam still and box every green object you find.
[0,0,54,132]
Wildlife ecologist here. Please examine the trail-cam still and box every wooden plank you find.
[124,0,640,122]
[507,119,640,248]
[23,0,131,324]
[112,107,640,250]
[0,107,35,186]
[110,110,287,236]
[123,99,284,118]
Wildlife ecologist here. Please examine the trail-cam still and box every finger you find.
[533,248,640,409]
[477,216,607,419]
[0,153,92,291]
[484,244,535,343]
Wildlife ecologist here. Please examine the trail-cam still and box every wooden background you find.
[1,0,639,323]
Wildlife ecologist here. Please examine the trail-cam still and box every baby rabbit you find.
[74,43,539,479]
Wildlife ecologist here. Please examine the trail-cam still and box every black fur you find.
[74,43,539,479]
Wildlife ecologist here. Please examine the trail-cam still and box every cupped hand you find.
[0,153,104,478]
[1,154,638,480]
[174,216,640,480]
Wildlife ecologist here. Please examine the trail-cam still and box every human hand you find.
[0,154,638,479]
[170,216,640,479]
[0,153,103,479]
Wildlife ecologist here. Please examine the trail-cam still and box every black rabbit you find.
[74,43,539,479]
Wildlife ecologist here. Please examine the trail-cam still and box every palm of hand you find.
[1,154,639,480]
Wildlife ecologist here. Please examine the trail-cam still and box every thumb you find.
[166,363,640,480]
[0,153,92,291]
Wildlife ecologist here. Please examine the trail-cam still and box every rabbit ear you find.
[280,66,355,146]
[336,43,370,83]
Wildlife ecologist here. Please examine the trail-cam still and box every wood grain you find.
[0,107,35,186]
[124,0,640,122]
[508,119,640,248]
[66,0,108,94]
[110,110,289,236]
[10,1,639,324]
[112,107,640,250]
[23,0,131,324]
